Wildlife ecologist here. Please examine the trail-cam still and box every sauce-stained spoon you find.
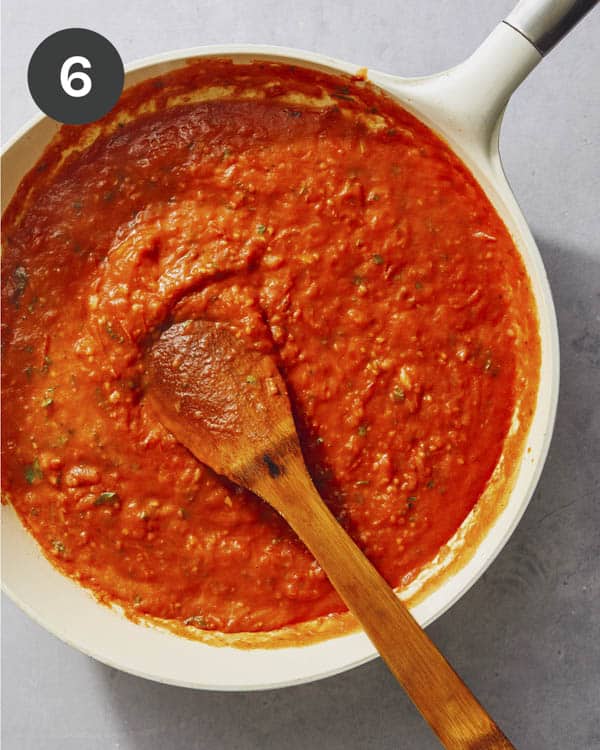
[144,319,514,750]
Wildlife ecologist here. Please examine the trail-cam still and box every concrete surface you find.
[2,1,599,748]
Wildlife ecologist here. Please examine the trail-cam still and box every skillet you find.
[1,0,596,689]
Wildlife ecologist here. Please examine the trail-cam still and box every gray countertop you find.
[2,1,599,748]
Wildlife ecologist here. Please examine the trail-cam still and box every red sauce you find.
[1,61,539,635]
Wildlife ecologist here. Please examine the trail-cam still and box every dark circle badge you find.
[28,29,124,125]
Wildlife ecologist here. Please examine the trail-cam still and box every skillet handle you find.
[381,1,597,159]
[504,0,599,55]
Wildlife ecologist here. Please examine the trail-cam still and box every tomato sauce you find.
[1,61,539,635]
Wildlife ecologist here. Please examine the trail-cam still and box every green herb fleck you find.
[331,85,354,101]
[257,224,267,235]
[41,387,55,408]
[24,458,43,484]
[355,480,370,486]
[40,355,52,374]
[415,280,423,290]
[392,386,405,402]
[24,365,33,379]
[372,254,384,265]
[105,321,124,343]
[407,496,417,507]
[245,374,257,385]
[94,491,119,506]
[357,424,368,437]
[12,266,28,308]
[352,275,365,286]
[426,479,436,489]
[51,540,65,554]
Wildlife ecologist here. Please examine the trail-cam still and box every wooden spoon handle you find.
[144,317,514,746]
[274,472,515,750]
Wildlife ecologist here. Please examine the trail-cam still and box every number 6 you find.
[60,56,92,98]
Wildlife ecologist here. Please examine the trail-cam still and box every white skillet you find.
[1,0,595,690]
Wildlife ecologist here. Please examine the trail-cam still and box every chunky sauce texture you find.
[1,61,540,636]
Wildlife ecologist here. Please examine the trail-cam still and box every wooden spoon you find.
[144,319,515,750]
